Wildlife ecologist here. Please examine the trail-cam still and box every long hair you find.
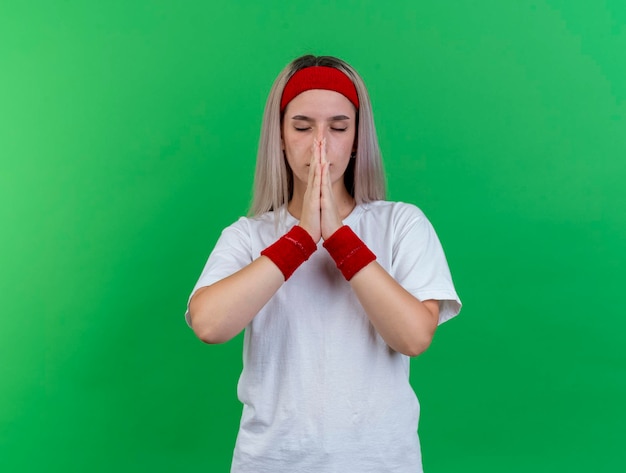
[250,55,386,216]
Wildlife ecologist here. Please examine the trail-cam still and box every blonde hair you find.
[250,55,386,216]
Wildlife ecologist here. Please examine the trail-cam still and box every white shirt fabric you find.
[186,201,461,473]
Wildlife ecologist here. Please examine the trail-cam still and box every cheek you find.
[283,137,311,171]
[328,133,355,158]
[283,132,309,155]
[284,144,307,165]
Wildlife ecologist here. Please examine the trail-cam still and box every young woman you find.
[186,55,461,473]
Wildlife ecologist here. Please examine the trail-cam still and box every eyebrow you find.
[291,115,351,121]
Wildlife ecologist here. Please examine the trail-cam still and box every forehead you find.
[284,89,356,118]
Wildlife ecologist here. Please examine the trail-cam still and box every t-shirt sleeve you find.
[391,204,461,325]
[184,218,254,327]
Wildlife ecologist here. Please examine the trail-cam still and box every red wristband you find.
[261,225,317,280]
[323,226,376,280]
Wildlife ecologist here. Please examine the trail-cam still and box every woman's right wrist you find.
[260,225,317,280]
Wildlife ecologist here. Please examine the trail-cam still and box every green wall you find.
[1,1,624,471]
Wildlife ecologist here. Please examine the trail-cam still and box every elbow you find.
[194,327,231,345]
[189,312,232,345]
[401,332,435,358]
[188,292,232,344]
[403,307,438,357]
[402,343,428,358]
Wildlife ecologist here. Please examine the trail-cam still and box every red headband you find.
[280,66,360,111]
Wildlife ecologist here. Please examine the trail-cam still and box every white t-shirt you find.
[186,201,461,473]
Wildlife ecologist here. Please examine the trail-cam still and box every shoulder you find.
[219,209,289,245]
[359,200,427,225]
[358,200,439,249]
[223,209,277,231]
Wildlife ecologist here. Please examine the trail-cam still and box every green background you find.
[1,0,624,471]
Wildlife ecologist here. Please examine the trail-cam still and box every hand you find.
[319,138,343,240]
[298,139,322,243]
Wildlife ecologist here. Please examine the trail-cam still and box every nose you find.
[315,127,330,144]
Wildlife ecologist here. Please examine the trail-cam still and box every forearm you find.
[350,262,439,357]
[188,256,284,344]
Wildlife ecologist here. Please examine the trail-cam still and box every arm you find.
[317,139,439,357]
[188,256,284,344]
[320,223,440,356]
[189,145,323,344]
[350,262,439,357]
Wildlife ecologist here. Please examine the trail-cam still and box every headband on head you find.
[280,66,360,112]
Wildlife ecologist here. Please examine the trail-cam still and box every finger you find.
[313,137,322,166]
[319,158,331,209]
[320,138,332,195]
[313,151,323,196]
[306,139,320,189]
[321,159,332,198]
[307,151,316,190]
[320,160,342,239]
[301,140,323,242]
